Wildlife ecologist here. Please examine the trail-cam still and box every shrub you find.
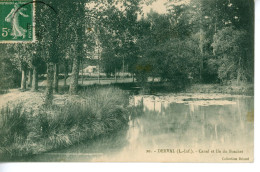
[0,58,21,93]
[0,104,29,147]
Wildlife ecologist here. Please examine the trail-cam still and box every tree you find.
[31,50,40,91]
[5,44,33,91]
[212,27,251,84]
[85,0,141,81]
[35,0,60,104]
[0,47,21,92]
[135,9,195,84]
[68,0,86,94]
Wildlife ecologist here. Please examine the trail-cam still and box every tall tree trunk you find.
[237,57,242,86]
[64,60,68,87]
[122,57,125,80]
[199,28,204,81]
[98,59,100,84]
[45,62,54,106]
[69,57,80,94]
[81,59,84,85]
[115,68,117,83]
[31,66,38,91]
[54,63,59,93]
[198,1,204,82]
[213,2,218,56]
[21,67,27,90]
[27,69,33,88]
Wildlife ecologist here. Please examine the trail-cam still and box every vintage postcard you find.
[0,0,254,162]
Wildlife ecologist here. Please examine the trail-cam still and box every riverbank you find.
[0,82,253,160]
[185,83,254,96]
[0,87,130,160]
[113,82,254,96]
[7,90,254,162]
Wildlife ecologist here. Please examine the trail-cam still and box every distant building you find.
[83,66,97,73]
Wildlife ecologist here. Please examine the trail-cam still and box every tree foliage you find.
[0,0,254,95]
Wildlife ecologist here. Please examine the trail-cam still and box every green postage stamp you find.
[0,0,34,42]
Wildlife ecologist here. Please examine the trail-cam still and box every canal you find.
[15,93,254,162]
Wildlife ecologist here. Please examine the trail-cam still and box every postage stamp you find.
[0,0,35,43]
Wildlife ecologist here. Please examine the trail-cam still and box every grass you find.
[185,83,254,95]
[0,87,130,159]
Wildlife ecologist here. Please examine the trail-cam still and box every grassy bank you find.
[108,82,254,96]
[185,83,254,96]
[0,87,130,160]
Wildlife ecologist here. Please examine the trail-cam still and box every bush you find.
[0,104,30,147]
[0,58,21,93]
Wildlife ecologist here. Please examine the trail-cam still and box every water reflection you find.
[131,94,253,147]
[94,94,253,162]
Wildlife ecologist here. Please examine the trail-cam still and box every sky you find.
[141,0,168,15]
[141,0,191,17]
[86,0,191,18]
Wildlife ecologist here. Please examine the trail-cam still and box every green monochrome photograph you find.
[0,0,254,162]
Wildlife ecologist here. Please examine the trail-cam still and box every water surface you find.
[17,93,254,162]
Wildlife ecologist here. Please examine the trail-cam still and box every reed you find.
[0,87,129,159]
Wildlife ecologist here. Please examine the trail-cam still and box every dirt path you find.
[0,88,86,110]
[0,89,46,109]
